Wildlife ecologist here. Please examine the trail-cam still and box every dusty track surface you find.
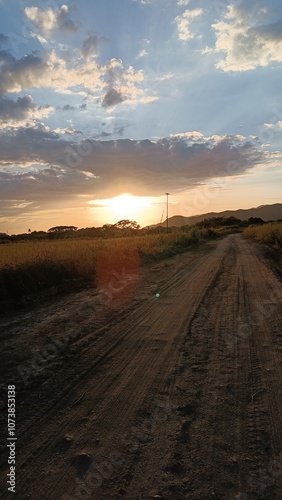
[0,234,282,499]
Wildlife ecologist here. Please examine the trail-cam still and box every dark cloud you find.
[0,34,9,47]
[102,88,125,108]
[62,104,75,111]
[0,125,60,164]
[0,127,263,211]
[0,167,91,201]
[0,50,48,96]
[116,126,125,136]
[0,95,33,121]
[0,95,51,123]
[93,124,125,138]
[100,58,139,108]
[57,104,87,112]
[81,34,108,60]
[99,131,112,137]
[252,19,282,41]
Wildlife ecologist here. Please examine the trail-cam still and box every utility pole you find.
[165,192,170,232]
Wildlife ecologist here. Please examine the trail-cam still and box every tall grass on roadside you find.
[0,229,215,302]
[243,222,282,247]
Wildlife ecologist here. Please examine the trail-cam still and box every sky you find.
[0,0,281,233]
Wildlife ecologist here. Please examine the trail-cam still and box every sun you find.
[88,193,158,226]
[106,193,148,221]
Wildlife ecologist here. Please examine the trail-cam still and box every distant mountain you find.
[154,203,282,228]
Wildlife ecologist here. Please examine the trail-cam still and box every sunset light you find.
[89,194,152,224]
[1,2,282,499]
[0,0,281,234]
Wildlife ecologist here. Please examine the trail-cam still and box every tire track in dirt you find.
[236,237,282,499]
[124,239,243,499]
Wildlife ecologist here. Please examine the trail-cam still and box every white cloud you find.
[136,38,150,59]
[53,127,79,135]
[170,131,204,141]
[263,120,282,137]
[24,4,78,36]
[175,8,203,41]
[139,96,158,103]
[0,48,146,108]
[30,32,48,45]
[24,6,56,35]
[201,45,213,55]
[136,49,148,59]
[212,5,282,71]
[101,58,144,108]
[154,73,174,82]
[177,0,191,6]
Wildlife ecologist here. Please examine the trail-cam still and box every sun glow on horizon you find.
[89,193,154,225]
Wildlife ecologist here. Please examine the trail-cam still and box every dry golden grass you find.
[0,239,99,275]
[0,232,195,269]
[243,222,282,247]
[0,231,206,301]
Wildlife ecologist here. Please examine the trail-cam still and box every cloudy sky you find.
[0,0,281,233]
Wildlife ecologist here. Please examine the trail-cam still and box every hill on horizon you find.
[153,203,282,228]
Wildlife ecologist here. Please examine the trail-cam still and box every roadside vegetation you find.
[243,222,282,248]
[1,216,280,307]
[0,227,216,304]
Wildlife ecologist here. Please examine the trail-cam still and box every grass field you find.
[243,222,282,247]
[0,228,215,302]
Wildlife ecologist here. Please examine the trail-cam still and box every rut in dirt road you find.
[0,234,281,500]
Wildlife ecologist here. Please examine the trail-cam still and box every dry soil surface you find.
[0,234,282,500]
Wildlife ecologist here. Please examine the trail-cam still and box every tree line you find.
[0,216,268,243]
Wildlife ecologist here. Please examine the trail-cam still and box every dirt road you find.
[0,234,282,499]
